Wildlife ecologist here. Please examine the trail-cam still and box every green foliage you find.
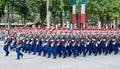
[0,1,5,18]
[86,0,120,24]
[26,0,46,23]
[50,0,72,24]
[0,0,119,25]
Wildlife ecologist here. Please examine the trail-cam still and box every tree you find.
[0,0,5,19]
[0,0,119,28]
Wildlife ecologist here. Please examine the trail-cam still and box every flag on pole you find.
[72,0,76,23]
[80,0,85,23]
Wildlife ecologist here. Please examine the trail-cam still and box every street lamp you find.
[62,10,65,17]
[4,6,7,13]
[4,6,7,28]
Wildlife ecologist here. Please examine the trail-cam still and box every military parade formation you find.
[3,27,120,60]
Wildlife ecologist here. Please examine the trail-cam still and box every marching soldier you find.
[80,38,86,57]
[66,40,72,57]
[3,27,120,59]
[91,38,98,56]
[27,35,32,54]
[71,39,77,57]
[48,38,57,59]
[31,35,37,55]
[61,36,67,58]
[96,38,102,55]
[3,37,10,56]
[16,37,23,60]
[10,36,17,51]
[85,39,92,56]
[111,38,118,55]
[102,38,108,55]
[22,35,27,53]
[42,38,48,57]
[57,37,62,57]
[37,36,43,56]
[52,42,57,59]
[47,38,52,58]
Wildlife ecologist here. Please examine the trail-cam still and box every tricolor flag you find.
[80,0,85,23]
[72,0,76,23]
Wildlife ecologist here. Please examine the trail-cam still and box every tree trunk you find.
[115,18,117,28]
[11,5,13,23]
[40,11,44,27]
[8,3,11,29]
[41,17,44,27]
[33,8,36,24]
[11,5,13,28]
[21,17,23,25]
[60,12,62,28]
[23,14,26,27]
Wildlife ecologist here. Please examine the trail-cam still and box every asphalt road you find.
[0,42,120,69]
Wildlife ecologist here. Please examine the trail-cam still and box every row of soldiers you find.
[3,28,120,59]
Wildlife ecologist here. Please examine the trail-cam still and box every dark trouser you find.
[3,45,9,56]
[97,46,102,55]
[32,45,36,55]
[22,43,26,52]
[16,47,23,59]
[112,45,118,55]
[52,46,57,59]
[108,45,113,54]
[48,46,57,59]
[92,46,98,56]
[57,46,62,57]
[27,44,31,54]
[37,45,42,55]
[86,46,92,55]
[67,46,72,56]
[77,46,82,56]
[102,46,108,55]
[72,46,77,57]
[80,46,86,57]
[47,46,52,58]
[62,46,67,58]
[43,46,48,57]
